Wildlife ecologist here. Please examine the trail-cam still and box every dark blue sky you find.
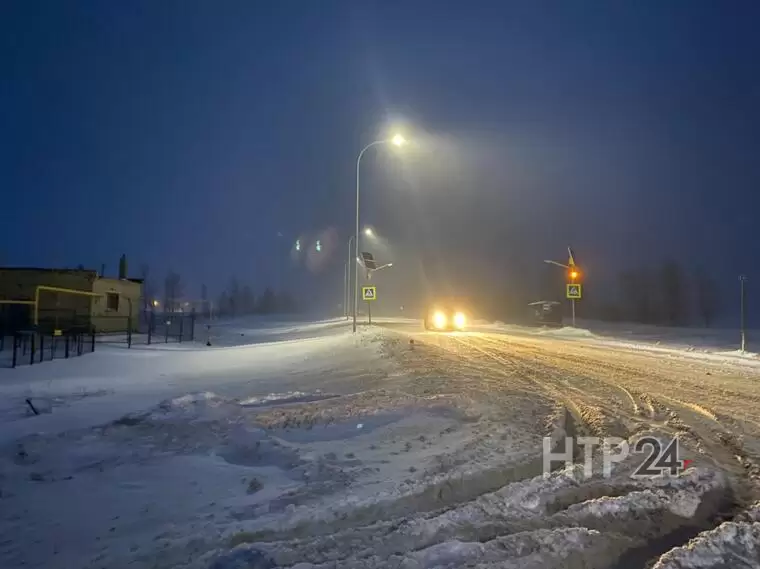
[3,1,760,314]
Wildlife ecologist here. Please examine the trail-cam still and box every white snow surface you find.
[0,316,755,569]
[480,319,760,365]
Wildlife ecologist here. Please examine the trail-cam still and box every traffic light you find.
[315,240,322,252]
[568,267,580,282]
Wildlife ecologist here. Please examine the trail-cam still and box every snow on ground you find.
[479,319,760,365]
[202,316,350,347]
[1,316,758,568]
[652,501,760,568]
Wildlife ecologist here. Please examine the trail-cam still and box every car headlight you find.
[433,311,447,329]
[453,312,466,329]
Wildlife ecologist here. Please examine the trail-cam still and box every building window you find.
[106,293,119,311]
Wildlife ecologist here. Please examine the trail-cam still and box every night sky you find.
[3,1,760,318]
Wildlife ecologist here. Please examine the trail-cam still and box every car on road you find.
[424,298,470,331]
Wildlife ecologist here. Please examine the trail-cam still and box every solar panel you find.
[360,252,377,270]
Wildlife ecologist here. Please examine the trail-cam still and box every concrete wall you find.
[91,278,142,332]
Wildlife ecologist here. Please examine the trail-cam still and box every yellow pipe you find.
[0,300,36,305]
[34,285,101,326]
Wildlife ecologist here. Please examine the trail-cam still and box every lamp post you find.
[345,227,376,320]
[543,257,580,327]
[345,236,353,319]
[740,275,748,352]
[353,135,406,333]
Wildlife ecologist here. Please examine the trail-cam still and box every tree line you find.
[214,277,297,316]
[138,265,296,316]
[585,261,721,327]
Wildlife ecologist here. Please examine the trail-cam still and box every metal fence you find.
[0,307,196,367]
[0,329,95,368]
[95,310,196,347]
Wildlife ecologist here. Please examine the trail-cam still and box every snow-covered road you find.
[1,318,759,568]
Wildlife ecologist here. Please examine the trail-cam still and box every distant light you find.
[364,227,374,237]
[295,239,301,251]
[433,311,447,329]
[391,134,407,147]
[315,240,322,252]
[152,300,160,307]
[453,312,466,329]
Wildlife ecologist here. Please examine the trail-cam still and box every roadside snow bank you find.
[652,501,760,569]
[207,467,728,569]
[652,522,760,568]
[538,326,596,339]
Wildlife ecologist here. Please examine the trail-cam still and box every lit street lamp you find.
[353,135,407,332]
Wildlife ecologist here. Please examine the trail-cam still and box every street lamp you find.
[543,254,581,327]
[345,226,377,319]
[353,135,407,332]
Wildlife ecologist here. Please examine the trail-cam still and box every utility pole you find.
[740,275,748,352]
[344,261,349,318]
[544,247,581,328]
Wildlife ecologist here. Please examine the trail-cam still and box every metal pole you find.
[353,150,361,333]
[367,300,372,325]
[343,260,348,319]
[571,299,576,327]
[346,236,353,320]
[740,275,747,352]
[353,140,391,332]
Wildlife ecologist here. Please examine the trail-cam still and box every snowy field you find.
[477,318,760,364]
[1,316,760,568]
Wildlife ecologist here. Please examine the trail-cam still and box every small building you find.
[0,267,143,334]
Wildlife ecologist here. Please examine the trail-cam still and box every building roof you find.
[0,266,98,274]
[97,276,144,284]
[0,268,143,283]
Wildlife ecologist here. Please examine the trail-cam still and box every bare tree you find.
[200,284,211,318]
[164,271,183,312]
[695,268,719,327]
[618,269,655,324]
[227,277,241,315]
[659,260,687,326]
[140,264,152,309]
[217,291,230,316]
[238,285,253,314]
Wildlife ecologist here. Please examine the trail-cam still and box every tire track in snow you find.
[464,334,637,439]
[479,334,651,421]
[472,332,760,497]
[445,335,597,439]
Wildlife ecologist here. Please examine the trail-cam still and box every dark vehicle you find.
[528,301,563,327]
[424,297,470,331]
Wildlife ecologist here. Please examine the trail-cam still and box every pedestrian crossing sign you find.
[362,286,377,301]
[566,284,582,299]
